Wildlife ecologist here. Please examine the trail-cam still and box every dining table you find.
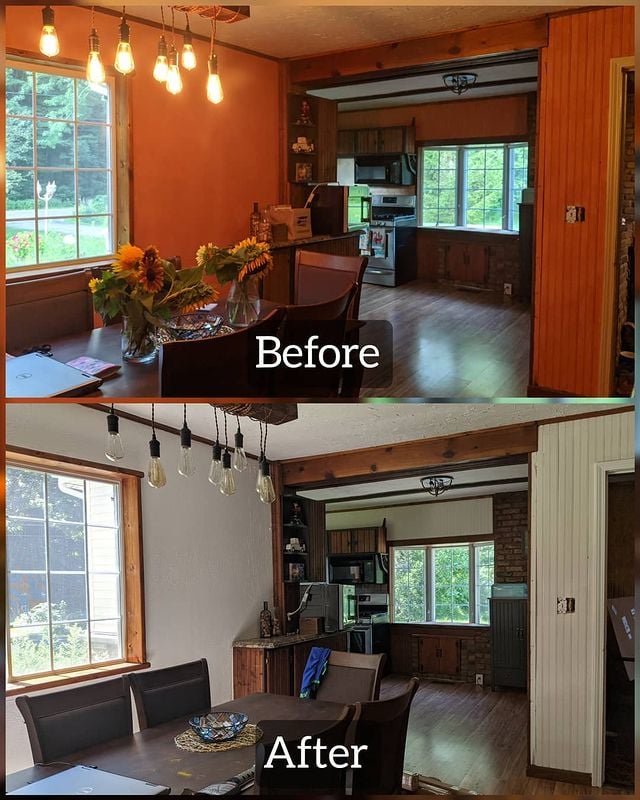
[11,300,278,399]
[6,692,346,795]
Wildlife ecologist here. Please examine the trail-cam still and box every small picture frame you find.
[288,562,305,582]
[295,162,313,182]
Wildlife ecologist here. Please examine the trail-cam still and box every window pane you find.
[7,467,45,517]
[78,124,109,168]
[7,519,46,571]
[78,171,111,215]
[48,522,86,572]
[89,574,121,619]
[433,546,470,623]
[474,543,494,625]
[38,217,77,263]
[9,574,48,625]
[393,548,426,623]
[36,120,75,168]
[79,215,113,258]
[50,574,88,622]
[36,72,75,119]
[77,81,110,123]
[6,117,33,167]
[37,169,76,216]
[463,147,504,230]
[88,527,119,573]
[47,473,85,522]
[509,145,529,231]
[7,169,35,215]
[422,147,458,227]
[6,67,34,116]
[52,622,89,669]
[91,619,122,662]
[6,221,37,268]
[10,627,51,677]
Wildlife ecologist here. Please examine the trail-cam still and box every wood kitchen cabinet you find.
[337,129,356,156]
[337,125,416,156]
[444,241,489,285]
[490,598,527,689]
[416,635,461,677]
[327,524,387,555]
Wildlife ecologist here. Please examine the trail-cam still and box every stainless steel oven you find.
[364,195,417,287]
[348,624,373,654]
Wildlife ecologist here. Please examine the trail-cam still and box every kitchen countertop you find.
[270,230,363,251]
[233,629,349,649]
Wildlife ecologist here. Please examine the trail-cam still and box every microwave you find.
[328,554,388,585]
[354,154,416,186]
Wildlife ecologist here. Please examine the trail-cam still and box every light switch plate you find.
[557,597,576,614]
[565,206,586,223]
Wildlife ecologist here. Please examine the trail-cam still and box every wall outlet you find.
[565,205,586,223]
[503,282,512,296]
[475,673,484,686]
[557,597,576,614]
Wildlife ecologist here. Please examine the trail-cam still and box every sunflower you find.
[137,249,165,293]
[238,249,272,282]
[88,277,101,294]
[113,243,144,275]
[178,284,218,314]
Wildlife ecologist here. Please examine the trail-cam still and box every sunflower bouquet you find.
[90,244,219,361]
[196,237,273,327]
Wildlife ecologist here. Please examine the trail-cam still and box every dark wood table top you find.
[6,692,345,795]
[23,301,278,399]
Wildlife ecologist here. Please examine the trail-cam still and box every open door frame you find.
[590,457,634,786]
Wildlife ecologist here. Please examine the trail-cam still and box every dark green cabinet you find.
[490,598,527,690]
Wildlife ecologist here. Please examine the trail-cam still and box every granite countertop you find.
[233,629,349,649]
[270,231,363,251]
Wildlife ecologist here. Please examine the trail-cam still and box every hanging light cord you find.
[171,6,176,47]
[258,420,264,459]
[210,15,217,58]
[151,403,156,436]
[183,403,187,426]
[236,414,241,434]
[160,6,165,34]
[263,414,269,461]
[110,402,115,415]
[91,5,96,29]
[213,407,220,444]
[223,411,229,451]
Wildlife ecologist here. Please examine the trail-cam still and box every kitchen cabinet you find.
[327,524,387,555]
[416,635,461,677]
[490,598,527,690]
[337,129,356,156]
[337,125,416,156]
[444,241,489,285]
[287,93,337,185]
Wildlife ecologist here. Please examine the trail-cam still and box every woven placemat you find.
[175,724,263,753]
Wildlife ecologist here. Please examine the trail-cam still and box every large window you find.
[392,541,494,625]
[6,61,116,270]
[6,452,144,688]
[420,143,528,232]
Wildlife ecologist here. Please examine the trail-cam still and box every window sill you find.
[392,622,490,629]
[6,661,150,696]
[6,259,114,283]
[420,226,519,237]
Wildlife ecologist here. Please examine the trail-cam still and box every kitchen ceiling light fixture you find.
[442,72,477,95]
[181,13,197,70]
[206,14,224,104]
[208,407,223,486]
[256,416,276,504]
[39,5,60,58]
[166,9,183,95]
[153,7,169,83]
[104,403,125,462]
[420,475,454,496]
[114,6,135,75]
[147,404,167,488]
[178,403,196,477]
[219,412,237,496]
[232,415,248,472]
[86,7,106,86]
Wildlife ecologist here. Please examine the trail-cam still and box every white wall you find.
[529,411,633,780]
[327,497,493,540]
[5,403,273,774]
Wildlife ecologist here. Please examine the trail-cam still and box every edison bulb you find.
[166,62,183,95]
[219,451,236,496]
[40,25,60,58]
[256,457,264,492]
[153,55,169,83]
[87,51,106,84]
[182,43,196,71]
[207,72,223,104]
[115,41,135,75]
[259,474,276,504]
[105,431,125,461]
[148,456,167,488]
[208,443,223,486]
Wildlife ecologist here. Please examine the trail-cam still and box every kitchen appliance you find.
[328,553,388,585]
[348,592,390,655]
[354,154,416,186]
[298,582,356,632]
[364,195,418,287]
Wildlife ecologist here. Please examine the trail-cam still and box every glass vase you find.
[227,277,261,328]
[121,316,158,364]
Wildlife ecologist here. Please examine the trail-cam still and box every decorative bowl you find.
[188,711,249,742]
[157,313,227,343]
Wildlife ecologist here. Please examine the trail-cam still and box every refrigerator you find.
[299,582,356,632]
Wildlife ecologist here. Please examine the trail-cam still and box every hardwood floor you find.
[381,677,633,796]
[359,280,531,397]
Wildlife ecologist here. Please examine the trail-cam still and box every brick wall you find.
[493,491,529,584]
[527,92,537,188]
[616,79,635,360]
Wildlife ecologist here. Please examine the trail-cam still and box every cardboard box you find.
[269,206,312,241]
[299,617,324,635]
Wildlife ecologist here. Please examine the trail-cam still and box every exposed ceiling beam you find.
[290,17,549,87]
[322,476,528,504]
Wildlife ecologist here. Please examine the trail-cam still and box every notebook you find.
[6,352,103,397]
[8,765,170,795]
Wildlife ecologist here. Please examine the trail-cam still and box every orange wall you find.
[532,6,634,395]
[338,94,529,142]
[6,5,281,263]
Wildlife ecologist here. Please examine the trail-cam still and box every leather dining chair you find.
[294,250,368,319]
[15,676,133,765]
[129,659,211,730]
[314,651,387,704]
[160,307,286,397]
[350,676,420,795]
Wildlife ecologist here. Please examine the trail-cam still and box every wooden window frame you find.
[5,50,131,279]
[6,447,147,695]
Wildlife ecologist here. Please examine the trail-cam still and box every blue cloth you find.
[299,646,331,699]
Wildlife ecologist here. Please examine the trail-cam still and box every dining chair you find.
[6,269,95,354]
[350,677,420,795]
[160,307,286,397]
[255,705,355,795]
[294,250,368,319]
[15,676,133,765]
[313,651,387,704]
[129,659,211,730]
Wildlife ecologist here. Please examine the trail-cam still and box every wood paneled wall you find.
[532,7,634,395]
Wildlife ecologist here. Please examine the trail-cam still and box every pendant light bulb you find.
[115,14,135,75]
[258,459,276,504]
[105,407,125,461]
[182,19,197,70]
[206,55,223,104]
[153,35,169,82]
[219,451,237,496]
[147,434,167,488]
[166,47,183,95]
[256,455,265,493]
[232,426,247,472]
[40,6,60,58]
[87,29,106,85]
[178,406,196,477]
[208,441,223,486]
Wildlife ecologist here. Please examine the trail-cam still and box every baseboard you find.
[527,383,579,397]
[526,765,592,785]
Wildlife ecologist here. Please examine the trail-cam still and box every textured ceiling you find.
[124,5,569,59]
[114,402,626,460]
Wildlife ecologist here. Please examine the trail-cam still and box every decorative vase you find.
[121,316,158,364]
[259,601,273,638]
[227,277,260,328]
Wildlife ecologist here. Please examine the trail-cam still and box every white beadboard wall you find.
[327,497,493,540]
[530,411,633,779]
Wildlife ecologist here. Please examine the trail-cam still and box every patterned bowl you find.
[156,313,226,343]
[188,711,249,742]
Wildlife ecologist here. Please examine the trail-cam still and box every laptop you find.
[8,765,170,795]
[6,353,103,398]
